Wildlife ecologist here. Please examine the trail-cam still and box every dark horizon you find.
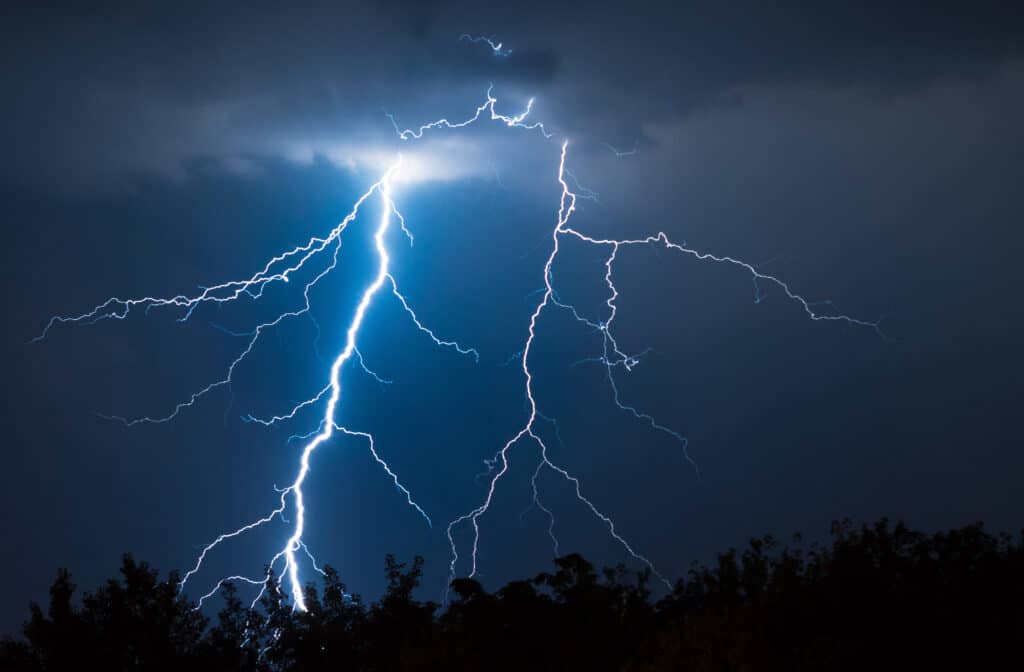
[2,1,1023,637]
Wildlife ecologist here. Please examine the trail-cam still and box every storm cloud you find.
[3,1,1021,189]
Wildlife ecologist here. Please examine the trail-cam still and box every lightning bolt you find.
[459,33,513,57]
[602,139,640,157]
[202,164,474,611]
[387,84,551,141]
[34,84,881,612]
[440,141,678,592]
[387,92,881,596]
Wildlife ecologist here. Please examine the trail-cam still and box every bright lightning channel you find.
[32,155,478,611]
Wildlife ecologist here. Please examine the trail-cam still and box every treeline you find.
[2,519,1022,671]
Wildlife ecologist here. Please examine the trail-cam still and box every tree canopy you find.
[3,519,1021,670]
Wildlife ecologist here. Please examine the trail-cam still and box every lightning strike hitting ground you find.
[439,140,679,591]
[34,85,880,613]
[387,94,880,595]
[32,153,477,611]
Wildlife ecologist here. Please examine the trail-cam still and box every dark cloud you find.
[2,1,1022,188]
[1,2,566,188]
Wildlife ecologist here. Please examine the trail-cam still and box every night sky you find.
[2,1,1023,633]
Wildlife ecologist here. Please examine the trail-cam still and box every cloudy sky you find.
[2,1,1022,632]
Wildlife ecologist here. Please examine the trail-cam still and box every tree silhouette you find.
[7,555,206,671]
[2,519,1021,671]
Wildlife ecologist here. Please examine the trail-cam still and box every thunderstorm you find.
[9,3,1024,668]
[32,86,880,612]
